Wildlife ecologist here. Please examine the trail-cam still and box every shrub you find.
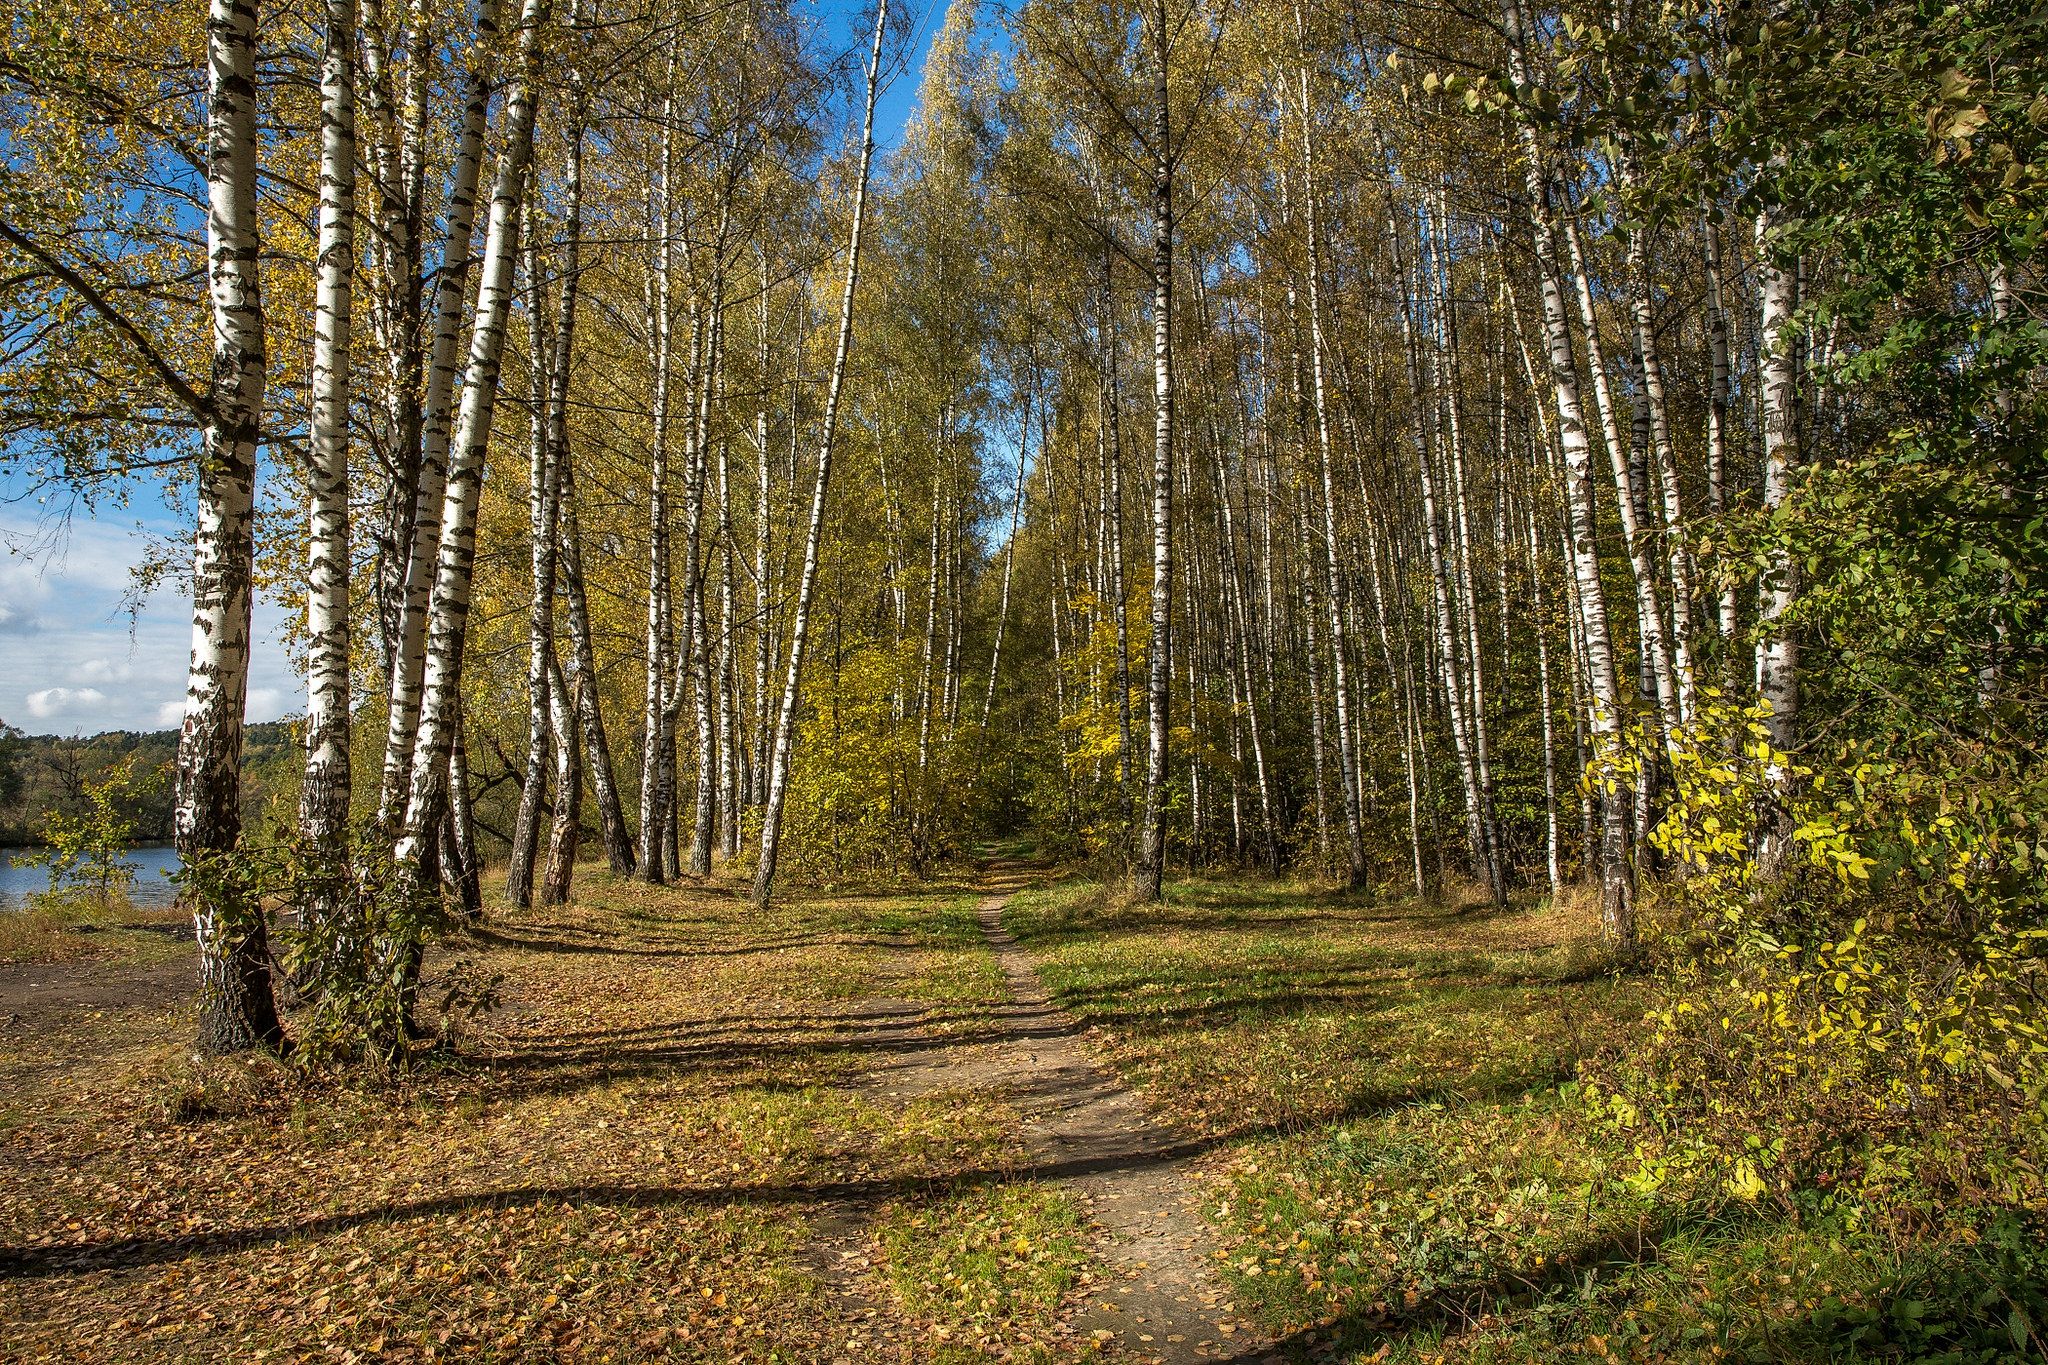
[1589,700,2048,1218]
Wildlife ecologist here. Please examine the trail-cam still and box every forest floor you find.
[0,863,2002,1363]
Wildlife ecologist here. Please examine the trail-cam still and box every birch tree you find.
[184,0,281,1055]
[753,0,888,912]
[298,0,358,938]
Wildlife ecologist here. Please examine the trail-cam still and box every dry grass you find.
[0,869,1090,1363]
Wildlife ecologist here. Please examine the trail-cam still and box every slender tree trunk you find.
[751,279,776,809]
[376,15,491,828]
[638,100,677,883]
[917,424,944,773]
[557,454,631,872]
[983,388,1031,726]
[1503,0,1633,944]
[390,0,548,924]
[716,404,742,859]
[1427,192,1504,901]
[688,286,726,877]
[1702,209,1740,651]
[753,0,887,912]
[444,714,482,917]
[541,655,582,906]
[1134,0,1174,902]
[1623,203,1698,724]
[376,15,491,826]
[1754,206,1802,877]
[299,0,357,941]
[1562,210,1679,735]
[1098,260,1135,812]
[1292,48,1367,889]
[1529,503,1563,895]
[507,217,558,910]
[1391,205,1488,896]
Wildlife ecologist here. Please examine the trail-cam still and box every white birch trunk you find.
[375,17,492,828]
[1702,210,1740,651]
[1134,0,1174,901]
[1562,210,1680,736]
[186,0,280,1054]
[1503,0,1634,943]
[506,218,557,910]
[299,0,357,936]
[1293,48,1368,890]
[638,97,677,882]
[982,389,1031,727]
[1754,206,1802,878]
[752,0,887,912]
[390,0,549,910]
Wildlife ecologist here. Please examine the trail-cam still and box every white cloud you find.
[26,686,109,719]
[0,512,300,734]
[72,657,136,685]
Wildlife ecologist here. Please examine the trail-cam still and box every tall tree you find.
[185,0,282,1055]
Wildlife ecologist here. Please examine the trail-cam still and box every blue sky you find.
[0,1,953,739]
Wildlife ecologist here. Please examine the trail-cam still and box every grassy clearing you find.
[1003,875,2046,1364]
[0,868,1084,1363]
[0,894,191,965]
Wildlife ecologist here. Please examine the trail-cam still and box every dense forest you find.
[0,0,2043,1356]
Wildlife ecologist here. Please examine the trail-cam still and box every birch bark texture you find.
[186,0,282,1055]
[299,0,358,936]
[1503,0,1635,945]
[1133,0,1175,903]
[391,0,551,915]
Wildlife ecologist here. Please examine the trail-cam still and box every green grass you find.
[1004,874,2048,1364]
[873,1181,1093,1362]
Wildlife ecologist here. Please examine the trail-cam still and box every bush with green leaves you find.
[10,757,153,912]
[1588,701,2047,1222]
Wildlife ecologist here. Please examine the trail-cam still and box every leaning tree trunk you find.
[1561,210,1679,738]
[1504,0,1634,945]
[299,0,358,945]
[390,0,548,918]
[375,14,491,829]
[753,0,887,913]
[1133,0,1174,903]
[185,0,281,1056]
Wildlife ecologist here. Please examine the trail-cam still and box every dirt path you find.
[0,955,190,1024]
[975,892,1272,1364]
[808,881,1273,1363]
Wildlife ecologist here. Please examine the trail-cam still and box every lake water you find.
[0,846,183,910]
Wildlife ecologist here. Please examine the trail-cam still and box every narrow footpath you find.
[806,872,1276,1363]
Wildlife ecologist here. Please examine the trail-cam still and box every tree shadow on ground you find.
[0,1064,1571,1282]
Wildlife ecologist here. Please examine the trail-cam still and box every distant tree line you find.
[0,722,300,847]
